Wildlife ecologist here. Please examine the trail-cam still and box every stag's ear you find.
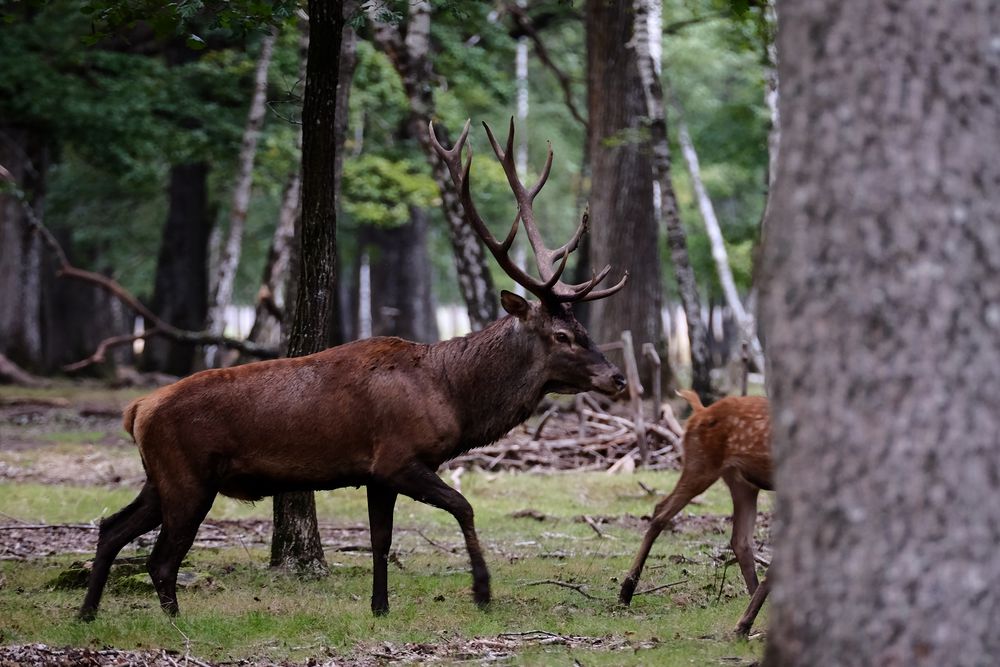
[500,290,530,320]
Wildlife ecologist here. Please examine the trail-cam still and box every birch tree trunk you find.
[632,0,712,401]
[673,107,765,373]
[761,1,1000,663]
[270,1,348,574]
[369,1,497,330]
[204,30,277,367]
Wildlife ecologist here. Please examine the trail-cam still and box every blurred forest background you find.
[0,0,771,393]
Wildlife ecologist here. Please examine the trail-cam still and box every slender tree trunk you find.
[586,0,664,389]
[270,1,348,574]
[204,29,278,367]
[632,0,711,401]
[761,1,1000,664]
[673,105,765,373]
[369,0,498,330]
[0,126,45,371]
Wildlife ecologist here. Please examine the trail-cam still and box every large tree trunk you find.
[142,162,212,376]
[270,0,348,574]
[369,0,498,331]
[364,207,439,343]
[0,126,46,371]
[760,1,1000,664]
[585,0,664,387]
[632,0,711,401]
[204,29,277,367]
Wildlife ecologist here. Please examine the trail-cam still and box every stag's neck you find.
[429,316,547,453]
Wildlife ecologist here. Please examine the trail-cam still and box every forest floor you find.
[0,382,769,666]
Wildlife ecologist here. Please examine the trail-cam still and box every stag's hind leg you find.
[146,489,215,615]
[390,463,490,607]
[79,482,162,621]
[367,483,398,616]
[723,470,761,595]
[618,467,719,605]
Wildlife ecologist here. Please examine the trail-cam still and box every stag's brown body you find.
[618,391,771,610]
[126,318,614,504]
[80,119,628,621]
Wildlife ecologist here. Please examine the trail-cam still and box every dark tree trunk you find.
[364,207,439,343]
[585,0,664,387]
[270,0,348,574]
[760,1,1000,664]
[0,126,46,371]
[142,162,212,376]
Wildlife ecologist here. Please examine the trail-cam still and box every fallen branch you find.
[10,189,278,371]
[522,579,600,600]
[0,353,48,387]
[634,578,688,596]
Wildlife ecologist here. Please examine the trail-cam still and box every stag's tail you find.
[122,398,143,441]
[676,389,704,413]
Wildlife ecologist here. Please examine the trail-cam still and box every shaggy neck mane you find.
[428,316,546,455]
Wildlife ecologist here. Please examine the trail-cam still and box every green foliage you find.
[342,155,437,229]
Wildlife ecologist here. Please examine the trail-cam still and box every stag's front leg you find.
[367,483,398,616]
[390,463,491,607]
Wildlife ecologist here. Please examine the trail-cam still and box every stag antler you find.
[429,118,627,304]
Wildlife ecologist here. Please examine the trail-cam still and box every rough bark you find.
[0,126,45,371]
[270,0,348,574]
[204,29,277,367]
[760,1,1000,664]
[368,0,498,330]
[142,162,212,376]
[631,0,711,401]
[586,0,664,387]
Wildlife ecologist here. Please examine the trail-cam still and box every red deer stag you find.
[79,119,627,621]
[618,391,771,613]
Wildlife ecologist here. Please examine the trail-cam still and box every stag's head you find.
[430,119,628,397]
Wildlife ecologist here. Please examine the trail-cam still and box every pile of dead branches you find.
[447,396,684,473]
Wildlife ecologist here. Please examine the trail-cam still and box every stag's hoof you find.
[78,607,97,623]
[473,587,491,609]
[618,579,637,606]
[372,602,390,617]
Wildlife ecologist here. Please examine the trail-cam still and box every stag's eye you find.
[554,331,572,345]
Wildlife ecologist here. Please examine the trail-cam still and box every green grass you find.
[0,471,768,664]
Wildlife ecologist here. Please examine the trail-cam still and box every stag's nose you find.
[613,373,627,393]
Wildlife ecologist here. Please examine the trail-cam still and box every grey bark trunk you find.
[204,29,277,367]
[586,0,665,389]
[760,1,1000,664]
[631,0,711,401]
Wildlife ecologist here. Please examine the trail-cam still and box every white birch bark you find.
[204,29,277,367]
[674,105,765,373]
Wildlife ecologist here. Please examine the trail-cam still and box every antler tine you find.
[551,207,589,262]
[575,271,629,302]
[500,211,521,252]
[527,142,553,201]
